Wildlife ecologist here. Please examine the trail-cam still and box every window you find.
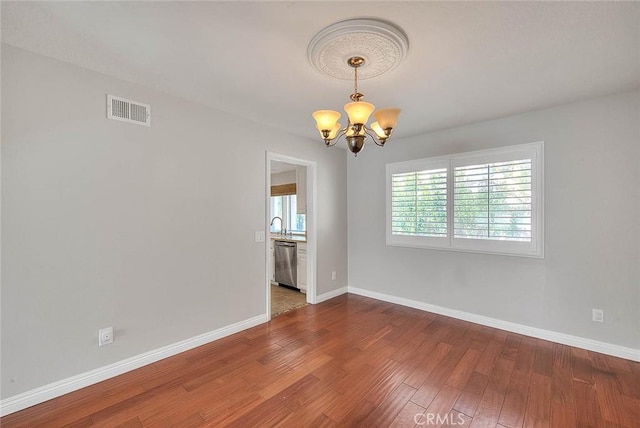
[271,195,306,234]
[386,142,543,257]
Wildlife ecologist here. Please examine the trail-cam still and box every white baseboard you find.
[5,287,638,416]
[316,286,348,303]
[0,314,269,417]
[348,286,640,362]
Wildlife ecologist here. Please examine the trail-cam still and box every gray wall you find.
[271,170,296,186]
[1,45,348,398]
[348,90,640,350]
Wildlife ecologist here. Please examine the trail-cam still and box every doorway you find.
[265,153,317,319]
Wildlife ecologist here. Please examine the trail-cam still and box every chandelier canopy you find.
[309,19,408,156]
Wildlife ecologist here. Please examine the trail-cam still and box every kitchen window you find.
[386,142,543,257]
[271,195,306,234]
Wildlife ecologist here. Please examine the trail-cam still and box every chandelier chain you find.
[354,66,358,97]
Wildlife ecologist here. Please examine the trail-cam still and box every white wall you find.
[348,90,640,350]
[0,45,348,398]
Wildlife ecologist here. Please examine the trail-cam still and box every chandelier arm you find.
[325,127,348,148]
[364,128,386,147]
[324,139,338,148]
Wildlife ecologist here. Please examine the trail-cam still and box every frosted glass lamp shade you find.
[371,121,387,139]
[344,101,375,125]
[317,123,341,140]
[373,108,401,129]
[312,110,341,130]
[316,123,342,140]
[328,123,341,139]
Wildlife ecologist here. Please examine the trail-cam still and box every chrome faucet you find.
[270,216,284,235]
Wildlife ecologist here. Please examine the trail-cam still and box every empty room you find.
[1,1,639,427]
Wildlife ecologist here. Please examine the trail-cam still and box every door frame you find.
[265,152,318,319]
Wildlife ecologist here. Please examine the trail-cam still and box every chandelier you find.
[312,56,401,156]
[308,18,408,156]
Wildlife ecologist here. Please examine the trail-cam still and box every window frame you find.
[270,194,306,235]
[386,142,544,258]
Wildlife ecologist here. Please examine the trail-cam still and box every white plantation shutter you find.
[387,142,543,257]
[391,168,447,237]
[453,159,532,241]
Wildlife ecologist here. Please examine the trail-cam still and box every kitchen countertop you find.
[271,234,307,243]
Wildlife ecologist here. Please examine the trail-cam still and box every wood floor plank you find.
[621,395,640,423]
[221,374,321,427]
[468,387,505,428]
[389,315,435,349]
[111,416,142,428]
[606,355,632,373]
[323,360,400,422]
[390,400,425,427]
[404,342,452,389]
[573,380,602,427]
[90,382,188,426]
[499,333,523,361]
[283,389,340,426]
[446,349,481,390]
[452,371,489,418]
[60,416,93,428]
[446,410,472,427]
[463,324,493,353]
[550,399,576,428]
[335,398,377,426]
[421,384,461,428]
[615,370,640,400]
[511,337,536,385]
[588,350,613,373]
[1,293,637,428]
[498,378,529,427]
[549,366,576,427]
[255,352,332,399]
[410,345,466,408]
[475,339,503,376]
[523,372,551,428]
[364,359,416,407]
[552,342,573,370]
[572,355,595,385]
[360,383,418,427]
[533,345,553,378]
[593,370,630,426]
[487,357,516,395]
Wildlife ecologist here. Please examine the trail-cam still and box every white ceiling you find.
[2,1,639,143]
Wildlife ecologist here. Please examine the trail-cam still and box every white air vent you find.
[107,94,150,126]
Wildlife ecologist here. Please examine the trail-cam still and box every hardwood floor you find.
[3,294,639,427]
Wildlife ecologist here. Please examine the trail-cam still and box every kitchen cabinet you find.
[296,166,307,214]
[297,242,307,292]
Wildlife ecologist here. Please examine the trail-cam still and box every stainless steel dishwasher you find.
[274,240,297,289]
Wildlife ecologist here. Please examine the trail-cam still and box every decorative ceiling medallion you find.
[308,18,409,80]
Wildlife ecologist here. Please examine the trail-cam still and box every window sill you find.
[386,237,543,259]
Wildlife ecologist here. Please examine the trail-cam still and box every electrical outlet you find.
[255,231,265,242]
[99,327,114,346]
[592,308,604,323]
[331,271,337,281]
